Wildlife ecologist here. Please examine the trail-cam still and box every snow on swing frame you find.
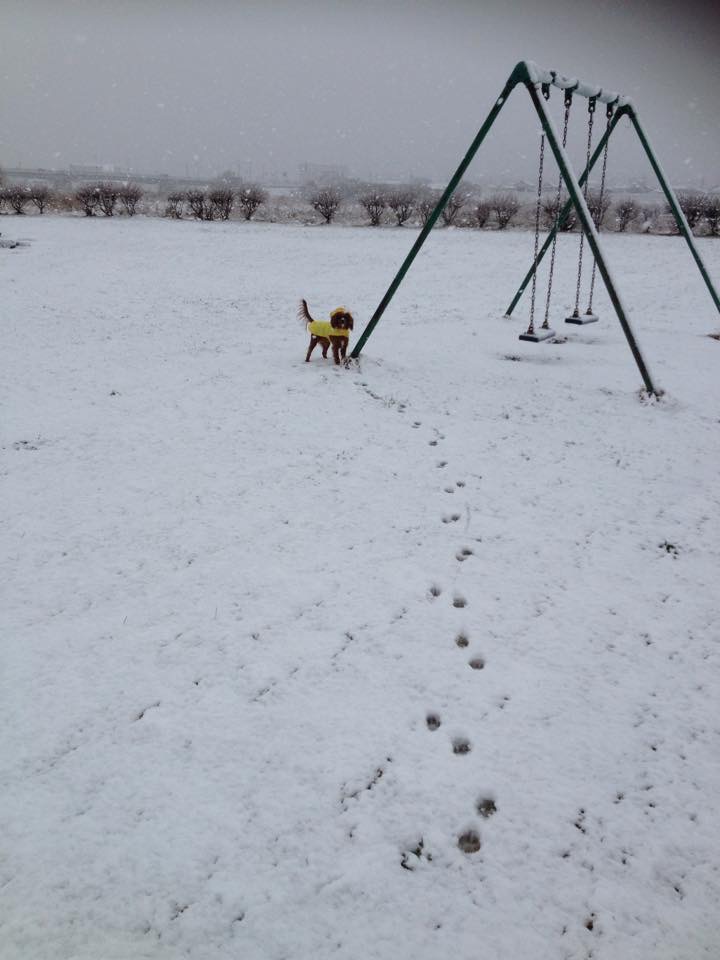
[349,60,720,399]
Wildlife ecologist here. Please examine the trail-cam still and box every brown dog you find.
[299,299,354,365]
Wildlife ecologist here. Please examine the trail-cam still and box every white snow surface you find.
[2,217,720,960]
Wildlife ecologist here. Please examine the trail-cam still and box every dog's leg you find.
[340,338,348,361]
[321,337,329,359]
[306,336,318,362]
[330,337,342,365]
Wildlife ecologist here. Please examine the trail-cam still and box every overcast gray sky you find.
[1,0,718,187]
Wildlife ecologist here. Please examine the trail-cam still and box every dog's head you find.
[330,307,354,331]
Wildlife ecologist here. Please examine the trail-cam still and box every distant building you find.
[299,161,349,184]
[69,163,118,176]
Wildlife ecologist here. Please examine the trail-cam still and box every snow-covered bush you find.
[310,187,342,224]
[358,189,387,226]
[236,184,267,221]
[387,187,417,226]
[614,198,640,233]
[75,184,100,217]
[490,192,520,230]
[164,192,185,219]
[473,199,491,228]
[30,184,53,214]
[208,186,234,221]
[185,189,215,221]
[586,189,611,229]
[4,184,32,215]
[542,193,576,231]
[704,195,720,237]
[417,189,441,227]
[675,191,705,233]
[440,192,465,226]
[96,182,119,217]
[118,183,143,216]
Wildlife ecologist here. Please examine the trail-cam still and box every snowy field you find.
[2,215,720,960]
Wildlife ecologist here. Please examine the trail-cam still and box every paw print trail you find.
[341,377,503,872]
[415,418,500,859]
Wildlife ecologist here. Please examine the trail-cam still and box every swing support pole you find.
[626,107,720,315]
[350,65,526,359]
[526,83,657,395]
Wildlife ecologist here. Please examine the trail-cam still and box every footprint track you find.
[419,426,499,858]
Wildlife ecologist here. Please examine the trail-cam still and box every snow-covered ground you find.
[2,216,719,960]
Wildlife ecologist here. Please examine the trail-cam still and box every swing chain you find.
[541,99,571,330]
[573,97,596,313]
[586,105,613,313]
[526,132,546,336]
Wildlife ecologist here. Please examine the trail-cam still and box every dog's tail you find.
[298,298,314,327]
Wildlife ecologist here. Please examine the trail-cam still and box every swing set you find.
[349,61,720,397]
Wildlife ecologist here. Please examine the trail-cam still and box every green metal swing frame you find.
[349,60,720,398]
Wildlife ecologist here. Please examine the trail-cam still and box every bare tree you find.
[75,184,100,216]
[387,187,417,226]
[490,192,520,230]
[586,190,611,229]
[676,191,705,233]
[237,184,267,221]
[614,197,640,233]
[95,182,119,217]
[473,199,491,228]
[542,193,576,232]
[185,189,214,220]
[6,184,31,215]
[209,186,235,221]
[118,183,143,216]
[440,192,465,226]
[310,187,342,224]
[165,191,185,219]
[416,190,441,226]
[30,184,53,214]
[704,194,720,237]
[359,189,386,226]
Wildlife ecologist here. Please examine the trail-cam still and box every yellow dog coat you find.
[307,320,349,339]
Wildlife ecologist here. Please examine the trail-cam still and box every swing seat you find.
[519,328,556,343]
[566,310,598,325]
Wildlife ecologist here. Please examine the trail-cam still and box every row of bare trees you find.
[322,185,522,229]
[2,173,717,236]
[329,184,615,231]
[0,183,57,215]
[0,181,145,216]
[541,190,720,236]
[346,184,720,235]
[74,182,144,216]
[165,185,268,221]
